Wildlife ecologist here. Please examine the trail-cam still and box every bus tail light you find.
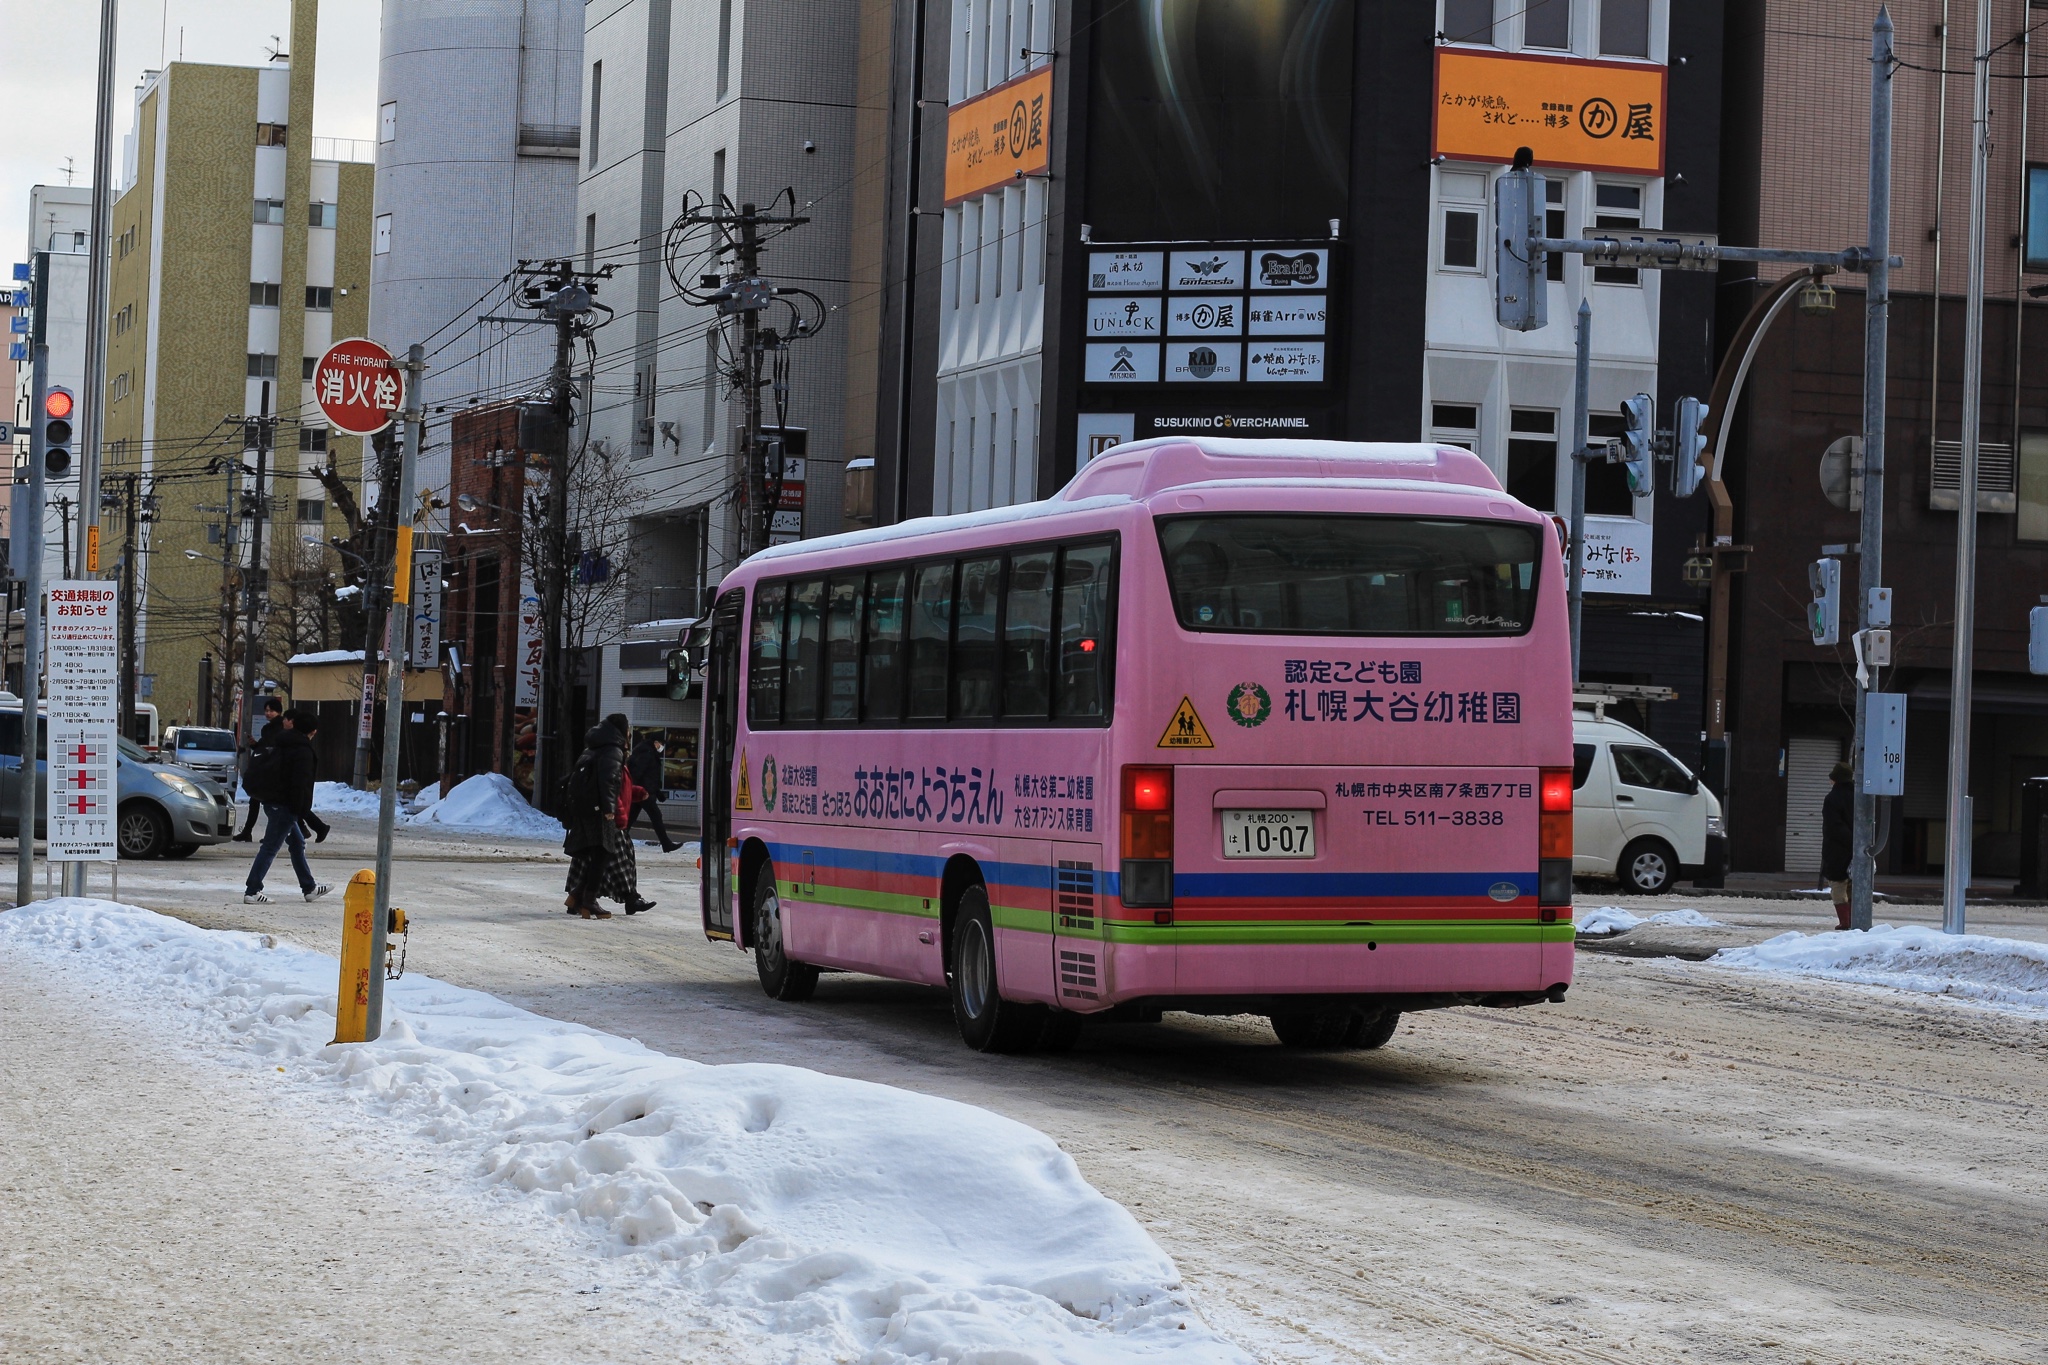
[1120,765,1174,910]
[1539,766,1573,910]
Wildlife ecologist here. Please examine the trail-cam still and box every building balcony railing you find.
[311,137,377,164]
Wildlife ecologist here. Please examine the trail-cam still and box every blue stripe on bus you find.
[764,840,1056,890]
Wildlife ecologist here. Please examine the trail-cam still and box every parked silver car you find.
[161,725,240,783]
[0,711,235,858]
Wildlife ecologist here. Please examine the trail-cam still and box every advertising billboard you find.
[1432,49,1667,175]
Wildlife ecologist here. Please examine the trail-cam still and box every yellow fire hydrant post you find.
[333,869,408,1044]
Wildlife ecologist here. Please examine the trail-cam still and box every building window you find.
[1431,403,1480,451]
[712,148,727,207]
[297,499,326,524]
[253,199,285,225]
[308,201,337,229]
[299,426,328,452]
[111,372,132,401]
[305,286,333,310]
[379,101,397,143]
[1592,183,1643,285]
[249,281,281,307]
[247,353,278,379]
[587,61,603,168]
[1546,178,1567,281]
[1438,169,1486,272]
[374,214,392,254]
[1524,0,1569,49]
[1507,409,1557,511]
[1600,0,1651,58]
[716,0,734,98]
[301,356,317,380]
[584,213,597,272]
[1443,0,1495,45]
[2021,432,2048,541]
[2026,165,2048,273]
[1586,412,1635,514]
[256,122,289,147]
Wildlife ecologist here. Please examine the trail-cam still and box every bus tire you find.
[1269,1007,1350,1049]
[1039,1010,1085,1053]
[949,885,1045,1053]
[1344,1008,1401,1050]
[1619,837,1678,895]
[752,874,818,1002]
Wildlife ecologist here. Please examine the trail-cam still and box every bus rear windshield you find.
[1158,514,1541,636]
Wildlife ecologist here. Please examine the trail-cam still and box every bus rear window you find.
[1157,514,1540,636]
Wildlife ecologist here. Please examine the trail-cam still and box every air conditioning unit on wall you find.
[1929,438,2016,513]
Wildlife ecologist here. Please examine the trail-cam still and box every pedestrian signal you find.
[1673,396,1708,498]
[1620,392,1654,498]
[1808,557,1842,647]
[1493,156,1548,333]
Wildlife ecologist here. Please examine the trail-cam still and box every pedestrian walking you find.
[625,732,683,852]
[1821,761,1854,931]
[232,697,285,841]
[244,709,332,906]
[562,714,656,919]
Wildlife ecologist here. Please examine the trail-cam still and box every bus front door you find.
[699,590,745,941]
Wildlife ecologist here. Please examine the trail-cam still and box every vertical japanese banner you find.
[514,576,543,708]
[45,581,120,862]
[410,549,443,666]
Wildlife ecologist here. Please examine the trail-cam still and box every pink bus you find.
[697,438,1576,1053]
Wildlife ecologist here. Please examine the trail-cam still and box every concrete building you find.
[102,0,375,730]
[12,186,97,591]
[1719,0,2048,879]
[370,0,584,499]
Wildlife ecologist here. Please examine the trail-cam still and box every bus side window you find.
[1002,549,1055,718]
[783,579,826,724]
[953,556,1002,719]
[906,562,954,721]
[824,577,862,722]
[1054,543,1113,720]
[862,567,908,722]
[747,581,788,726]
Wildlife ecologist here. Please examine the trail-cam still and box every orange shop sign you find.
[944,66,1052,205]
[1432,48,1666,176]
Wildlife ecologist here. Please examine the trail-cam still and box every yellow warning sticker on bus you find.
[1158,697,1215,748]
[735,748,754,810]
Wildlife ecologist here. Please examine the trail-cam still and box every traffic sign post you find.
[46,581,121,883]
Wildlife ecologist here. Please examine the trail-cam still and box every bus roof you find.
[1056,438,1501,502]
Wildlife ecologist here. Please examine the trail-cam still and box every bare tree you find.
[523,436,642,664]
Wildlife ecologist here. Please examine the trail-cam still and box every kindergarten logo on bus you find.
[761,756,779,813]
[1226,682,1272,728]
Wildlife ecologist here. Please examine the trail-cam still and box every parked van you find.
[160,726,239,782]
[1573,711,1726,893]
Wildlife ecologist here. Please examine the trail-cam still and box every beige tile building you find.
[104,0,374,730]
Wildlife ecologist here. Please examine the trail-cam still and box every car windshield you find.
[177,730,236,751]
[1157,514,1540,636]
[118,736,152,764]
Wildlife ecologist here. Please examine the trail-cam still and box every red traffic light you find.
[44,388,74,420]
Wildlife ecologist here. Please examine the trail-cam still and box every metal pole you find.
[1850,8,1894,933]
[1943,0,1994,935]
[1568,298,1591,686]
[17,338,49,906]
[366,345,423,1041]
[75,0,116,585]
[353,435,395,789]
[741,207,767,559]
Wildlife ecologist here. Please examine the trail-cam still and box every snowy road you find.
[71,829,2048,1364]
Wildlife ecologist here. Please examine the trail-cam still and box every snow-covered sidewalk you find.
[1713,923,2048,1017]
[0,900,1244,1365]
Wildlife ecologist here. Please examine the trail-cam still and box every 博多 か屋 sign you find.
[945,65,1053,205]
[313,337,402,436]
[1432,49,1666,176]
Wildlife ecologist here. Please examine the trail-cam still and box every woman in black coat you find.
[562,715,653,918]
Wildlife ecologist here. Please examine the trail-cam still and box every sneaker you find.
[243,892,273,904]
[304,883,333,903]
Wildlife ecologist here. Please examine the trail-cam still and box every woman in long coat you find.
[563,715,650,919]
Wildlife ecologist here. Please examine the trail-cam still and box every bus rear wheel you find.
[949,885,1046,1053]
[1344,1008,1401,1050]
[752,873,818,1002]
[1269,1007,1352,1049]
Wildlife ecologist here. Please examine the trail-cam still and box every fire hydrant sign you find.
[313,336,401,436]
[45,580,120,861]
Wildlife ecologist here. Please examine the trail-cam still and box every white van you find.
[1573,711,1727,893]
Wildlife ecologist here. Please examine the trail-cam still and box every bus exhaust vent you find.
[1059,949,1099,1001]
[1056,860,1096,930]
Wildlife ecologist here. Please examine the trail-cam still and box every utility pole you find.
[17,334,49,907]
[1567,299,1591,684]
[1849,8,1894,932]
[239,384,273,744]
[353,433,397,789]
[738,209,769,558]
[117,473,138,746]
[1943,0,1994,935]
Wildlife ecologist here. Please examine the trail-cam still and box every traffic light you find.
[1493,156,1547,332]
[1673,396,1709,498]
[1808,557,1842,646]
[2031,605,2048,676]
[1620,392,1654,498]
[665,646,694,700]
[42,385,75,477]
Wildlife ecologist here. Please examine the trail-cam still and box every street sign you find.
[45,580,120,862]
[410,549,443,665]
[1862,692,1905,796]
[0,421,12,443]
[312,336,401,436]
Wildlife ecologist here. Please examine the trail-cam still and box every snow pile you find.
[1576,905,1726,936]
[1714,924,2048,1016]
[311,781,383,817]
[0,900,1243,1365]
[408,772,563,841]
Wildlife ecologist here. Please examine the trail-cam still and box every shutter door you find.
[1903,711,1948,820]
[1784,736,1842,876]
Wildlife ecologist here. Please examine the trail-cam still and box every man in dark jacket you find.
[562,714,654,918]
[244,710,332,905]
[1820,761,1854,930]
[625,733,682,852]
[232,697,286,840]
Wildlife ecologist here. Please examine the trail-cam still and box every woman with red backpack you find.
[561,713,656,919]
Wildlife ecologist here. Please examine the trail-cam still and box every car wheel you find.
[117,802,170,859]
[162,843,199,859]
[1619,837,1678,895]
[751,870,818,1002]
[948,884,1047,1052]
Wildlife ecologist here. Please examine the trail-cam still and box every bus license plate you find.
[1221,810,1316,859]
